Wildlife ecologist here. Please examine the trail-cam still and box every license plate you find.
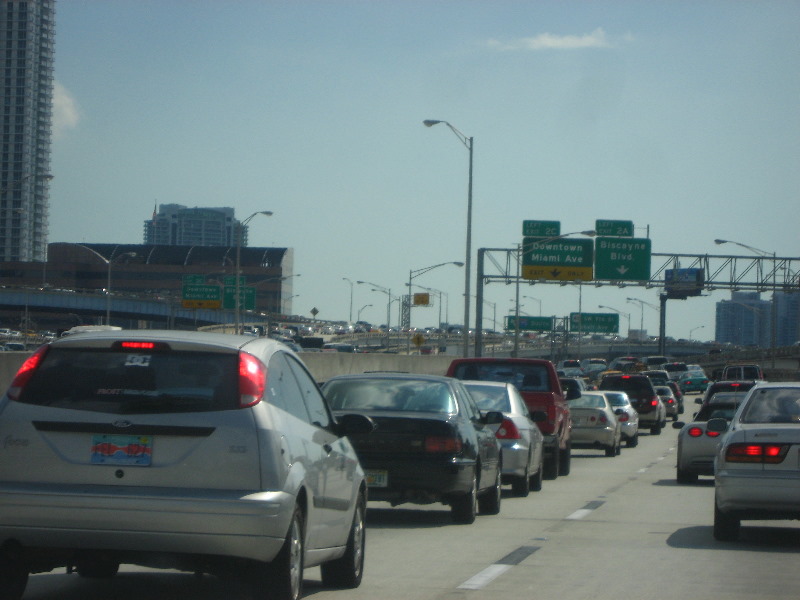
[365,469,388,488]
[91,434,153,466]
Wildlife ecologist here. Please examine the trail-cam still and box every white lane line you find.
[566,508,594,520]
[458,564,513,590]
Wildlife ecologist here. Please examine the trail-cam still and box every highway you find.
[21,400,800,600]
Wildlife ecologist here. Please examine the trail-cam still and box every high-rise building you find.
[715,291,771,347]
[775,291,800,346]
[0,0,55,262]
[143,204,247,247]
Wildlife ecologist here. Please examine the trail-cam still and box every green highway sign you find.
[224,275,246,286]
[522,220,560,237]
[182,284,221,301]
[505,315,554,331]
[595,219,634,237]
[181,283,221,309]
[521,237,594,281]
[223,285,256,310]
[594,237,652,281]
[182,274,205,285]
[570,312,619,334]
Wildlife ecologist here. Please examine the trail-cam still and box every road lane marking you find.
[565,500,605,520]
[457,546,540,590]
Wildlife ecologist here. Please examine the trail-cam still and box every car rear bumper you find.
[715,470,800,518]
[497,441,530,478]
[359,456,476,504]
[570,426,617,448]
[0,483,294,563]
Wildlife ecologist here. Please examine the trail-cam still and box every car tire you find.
[543,448,560,480]
[559,440,571,476]
[530,454,544,492]
[676,467,698,484]
[478,464,502,515]
[650,422,662,435]
[511,463,530,497]
[604,444,616,457]
[320,492,366,589]
[252,504,305,600]
[451,470,478,524]
[626,433,639,448]
[0,554,28,600]
[713,500,740,542]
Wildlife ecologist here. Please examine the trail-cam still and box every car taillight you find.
[618,413,629,422]
[725,443,790,464]
[239,352,266,408]
[425,436,463,453]
[665,398,675,404]
[688,426,704,437]
[496,418,521,440]
[650,397,659,406]
[6,345,49,401]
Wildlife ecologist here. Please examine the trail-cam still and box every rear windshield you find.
[695,392,749,421]
[463,384,512,413]
[739,388,800,424]
[450,362,551,392]
[663,363,687,373]
[17,347,239,414]
[324,379,456,413]
[599,376,653,395]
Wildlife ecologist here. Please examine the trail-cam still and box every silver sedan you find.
[602,390,640,447]
[568,391,622,457]
[711,382,800,541]
[464,381,546,497]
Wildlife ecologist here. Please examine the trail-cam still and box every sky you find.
[48,1,800,342]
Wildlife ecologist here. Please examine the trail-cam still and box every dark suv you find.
[599,373,666,434]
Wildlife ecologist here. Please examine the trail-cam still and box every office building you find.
[144,204,248,247]
[715,291,771,347]
[0,0,55,262]
[775,291,800,346]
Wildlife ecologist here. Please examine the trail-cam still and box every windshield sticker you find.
[124,354,152,367]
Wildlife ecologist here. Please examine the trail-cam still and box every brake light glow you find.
[6,345,49,401]
[618,413,629,422]
[238,352,266,408]
[725,443,790,464]
[425,436,463,453]
[688,426,704,438]
[120,341,156,349]
[496,418,521,440]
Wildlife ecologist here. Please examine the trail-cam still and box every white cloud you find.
[487,28,615,51]
[52,81,80,139]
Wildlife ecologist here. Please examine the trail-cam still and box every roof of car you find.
[49,329,288,353]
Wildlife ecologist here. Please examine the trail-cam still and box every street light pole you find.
[343,277,354,323]
[236,210,273,334]
[424,119,473,357]
[406,261,463,354]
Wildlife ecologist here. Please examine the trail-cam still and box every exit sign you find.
[595,219,634,237]
[522,220,560,237]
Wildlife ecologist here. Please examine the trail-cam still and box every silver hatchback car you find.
[0,330,373,600]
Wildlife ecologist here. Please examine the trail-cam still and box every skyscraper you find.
[715,291,771,347]
[0,0,54,262]
[143,204,247,247]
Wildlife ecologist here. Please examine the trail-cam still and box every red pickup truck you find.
[446,357,572,479]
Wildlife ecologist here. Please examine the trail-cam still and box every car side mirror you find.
[706,418,729,433]
[529,410,547,423]
[336,413,376,436]
[483,410,504,425]
[695,398,703,405]
[672,421,685,429]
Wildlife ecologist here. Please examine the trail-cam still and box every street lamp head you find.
[259,211,274,217]
[714,239,727,245]
[454,261,465,267]
[423,120,443,127]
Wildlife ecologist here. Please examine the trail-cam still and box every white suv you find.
[0,330,373,600]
